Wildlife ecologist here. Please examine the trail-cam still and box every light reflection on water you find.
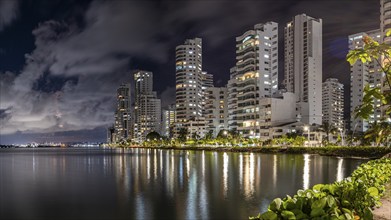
[337,158,345,182]
[0,148,366,220]
[223,152,228,197]
[303,154,311,190]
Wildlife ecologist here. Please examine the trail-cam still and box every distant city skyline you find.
[0,0,381,144]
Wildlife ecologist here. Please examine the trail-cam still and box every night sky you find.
[0,0,380,144]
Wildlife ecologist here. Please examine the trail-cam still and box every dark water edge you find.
[126,145,391,158]
[0,147,367,220]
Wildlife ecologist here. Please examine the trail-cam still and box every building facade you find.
[201,71,214,88]
[175,38,204,123]
[114,83,132,142]
[322,78,344,130]
[205,87,228,137]
[227,21,279,138]
[133,71,161,142]
[380,0,391,122]
[162,104,176,138]
[227,66,239,133]
[349,30,383,133]
[381,0,391,44]
[175,38,213,138]
[284,14,323,126]
[258,92,297,139]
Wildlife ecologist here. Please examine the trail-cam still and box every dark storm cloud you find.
[0,0,19,31]
[0,1,166,135]
[0,106,12,121]
[0,0,382,142]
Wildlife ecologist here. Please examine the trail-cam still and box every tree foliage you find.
[178,127,188,142]
[204,130,214,140]
[250,158,391,219]
[146,131,161,140]
[319,122,338,143]
[364,120,391,147]
[347,31,391,145]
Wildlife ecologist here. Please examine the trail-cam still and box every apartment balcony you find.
[240,53,257,63]
[239,90,256,97]
[236,49,256,60]
[237,59,257,69]
[384,1,391,10]
[237,101,257,108]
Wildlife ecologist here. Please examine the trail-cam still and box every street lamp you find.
[303,126,310,147]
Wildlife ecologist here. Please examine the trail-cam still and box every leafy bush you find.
[284,146,391,158]
[250,157,391,220]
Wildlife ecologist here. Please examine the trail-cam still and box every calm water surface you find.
[0,147,366,220]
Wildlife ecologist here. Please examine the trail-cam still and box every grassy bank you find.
[120,145,391,159]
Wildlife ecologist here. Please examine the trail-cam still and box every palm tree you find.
[364,120,391,147]
[320,122,337,144]
[178,128,188,142]
[205,130,213,140]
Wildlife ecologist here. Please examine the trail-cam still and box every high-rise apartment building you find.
[227,66,239,132]
[175,38,212,138]
[133,71,161,142]
[349,30,383,133]
[175,38,204,123]
[284,14,323,126]
[162,104,176,138]
[201,71,214,116]
[227,22,278,138]
[205,87,228,137]
[322,78,344,130]
[114,83,132,142]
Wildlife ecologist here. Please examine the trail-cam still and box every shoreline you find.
[116,145,391,159]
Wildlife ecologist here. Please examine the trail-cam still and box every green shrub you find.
[250,157,391,220]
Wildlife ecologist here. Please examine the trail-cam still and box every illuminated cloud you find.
[0,0,19,31]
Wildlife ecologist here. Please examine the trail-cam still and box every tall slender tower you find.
[114,83,132,142]
[227,21,278,138]
[175,38,204,123]
[133,70,161,142]
[284,14,323,126]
